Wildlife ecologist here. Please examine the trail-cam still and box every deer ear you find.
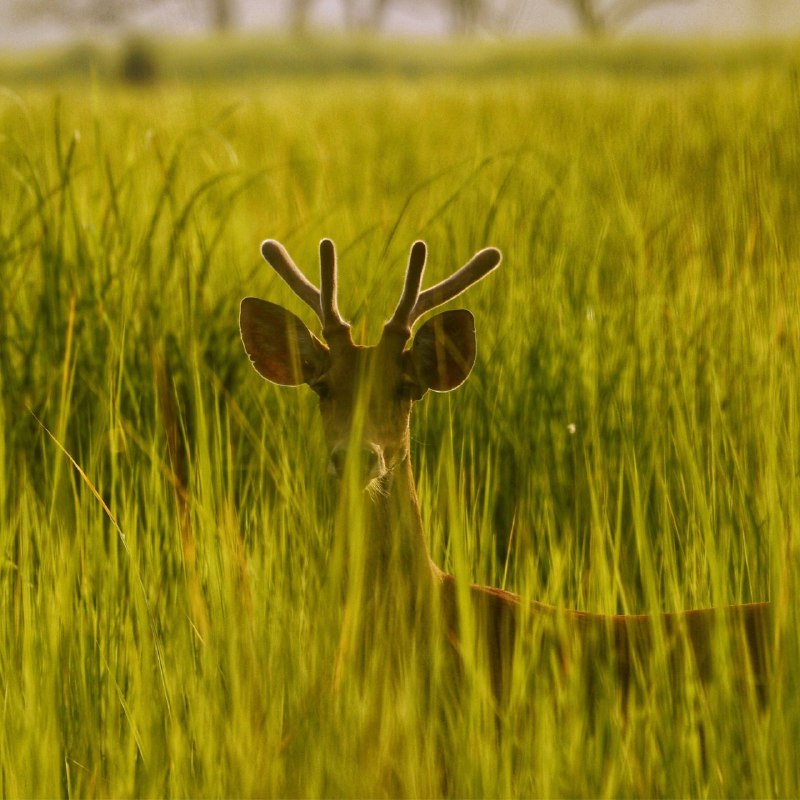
[409,309,477,393]
[240,298,329,386]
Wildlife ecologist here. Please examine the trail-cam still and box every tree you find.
[341,0,393,30]
[10,0,162,31]
[343,0,491,36]
[287,0,502,37]
[209,0,235,31]
[10,0,236,34]
[287,0,315,35]
[553,0,697,35]
[447,0,486,33]
[482,0,529,33]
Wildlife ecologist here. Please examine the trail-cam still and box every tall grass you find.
[1,46,799,796]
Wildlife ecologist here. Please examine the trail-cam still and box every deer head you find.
[240,238,501,488]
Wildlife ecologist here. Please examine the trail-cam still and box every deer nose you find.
[328,445,383,482]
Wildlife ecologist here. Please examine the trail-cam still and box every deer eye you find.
[310,380,331,401]
[394,380,418,402]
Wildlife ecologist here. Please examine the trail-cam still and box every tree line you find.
[9,0,787,38]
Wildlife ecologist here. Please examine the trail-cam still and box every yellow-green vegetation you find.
[1,40,798,797]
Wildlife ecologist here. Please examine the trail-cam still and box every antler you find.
[317,239,350,336]
[385,242,502,336]
[260,238,350,337]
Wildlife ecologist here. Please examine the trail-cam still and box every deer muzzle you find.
[328,442,385,485]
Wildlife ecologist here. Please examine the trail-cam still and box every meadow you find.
[1,37,799,797]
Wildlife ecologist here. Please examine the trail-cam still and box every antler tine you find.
[319,238,350,335]
[408,246,502,327]
[261,239,323,322]
[384,240,427,335]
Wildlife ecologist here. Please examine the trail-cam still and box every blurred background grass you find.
[1,34,799,84]
[1,26,799,799]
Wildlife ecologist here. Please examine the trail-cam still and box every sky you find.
[0,0,798,49]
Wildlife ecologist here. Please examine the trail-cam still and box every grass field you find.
[1,37,799,797]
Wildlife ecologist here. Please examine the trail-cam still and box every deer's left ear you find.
[240,297,329,386]
[408,309,477,393]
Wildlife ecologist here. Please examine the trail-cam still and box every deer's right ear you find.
[408,309,477,393]
[240,298,329,386]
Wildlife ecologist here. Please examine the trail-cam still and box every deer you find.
[239,237,772,710]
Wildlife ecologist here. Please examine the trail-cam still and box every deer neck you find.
[344,443,439,597]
